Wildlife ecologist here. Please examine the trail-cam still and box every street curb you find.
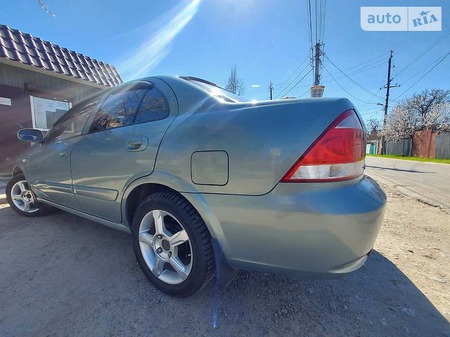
[366,156,450,167]
[367,171,450,215]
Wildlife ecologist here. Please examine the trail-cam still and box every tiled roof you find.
[0,24,123,87]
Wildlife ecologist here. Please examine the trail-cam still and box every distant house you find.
[0,24,123,174]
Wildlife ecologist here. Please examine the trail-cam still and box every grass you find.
[367,154,450,164]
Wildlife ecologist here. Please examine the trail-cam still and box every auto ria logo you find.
[361,7,442,31]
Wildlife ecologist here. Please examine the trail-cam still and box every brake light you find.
[281,110,365,182]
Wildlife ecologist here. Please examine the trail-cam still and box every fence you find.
[436,133,450,159]
[385,139,412,156]
[384,132,450,158]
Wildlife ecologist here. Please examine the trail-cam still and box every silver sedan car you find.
[7,76,386,297]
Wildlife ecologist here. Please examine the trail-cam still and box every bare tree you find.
[366,118,381,141]
[225,65,245,96]
[383,89,450,141]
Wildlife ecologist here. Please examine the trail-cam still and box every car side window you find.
[45,96,100,142]
[134,87,169,124]
[90,88,147,132]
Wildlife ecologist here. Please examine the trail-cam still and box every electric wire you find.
[397,30,450,77]
[307,0,313,49]
[325,55,383,98]
[323,65,380,105]
[278,68,313,98]
[392,51,450,102]
[277,56,310,87]
[275,63,311,99]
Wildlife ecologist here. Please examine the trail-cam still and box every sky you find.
[1,0,449,124]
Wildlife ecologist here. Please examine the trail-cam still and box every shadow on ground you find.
[0,206,448,337]
[365,165,433,174]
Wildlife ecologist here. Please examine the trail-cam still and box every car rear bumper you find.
[187,175,386,277]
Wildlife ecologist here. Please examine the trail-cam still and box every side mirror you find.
[17,129,45,143]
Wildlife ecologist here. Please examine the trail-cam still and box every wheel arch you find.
[125,183,173,227]
[121,173,225,245]
[12,166,24,177]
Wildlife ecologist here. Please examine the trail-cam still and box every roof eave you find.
[0,58,110,89]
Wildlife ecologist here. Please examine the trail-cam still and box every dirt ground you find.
[0,181,449,337]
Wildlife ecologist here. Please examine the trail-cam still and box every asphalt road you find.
[365,156,450,213]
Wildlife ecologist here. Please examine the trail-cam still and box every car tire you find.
[131,191,215,297]
[6,174,55,217]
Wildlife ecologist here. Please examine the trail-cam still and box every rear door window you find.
[134,87,170,124]
[90,88,147,132]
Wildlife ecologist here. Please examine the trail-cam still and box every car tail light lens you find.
[281,110,365,182]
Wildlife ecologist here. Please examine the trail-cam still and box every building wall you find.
[0,63,103,104]
[0,85,32,174]
[412,130,436,158]
[0,63,106,174]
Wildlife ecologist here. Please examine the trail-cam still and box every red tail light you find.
[281,110,365,182]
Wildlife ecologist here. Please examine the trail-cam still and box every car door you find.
[70,79,177,223]
[26,94,102,209]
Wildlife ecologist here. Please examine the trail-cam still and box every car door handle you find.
[126,138,148,152]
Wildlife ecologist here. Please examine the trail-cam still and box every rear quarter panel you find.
[155,98,357,195]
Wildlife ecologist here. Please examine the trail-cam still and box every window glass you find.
[134,88,169,124]
[91,88,147,132]
[45,97,100,142]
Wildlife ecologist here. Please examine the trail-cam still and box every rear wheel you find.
[6,174,54,217]
[131,191,214,297]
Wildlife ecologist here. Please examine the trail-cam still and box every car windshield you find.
[183,77,248,103]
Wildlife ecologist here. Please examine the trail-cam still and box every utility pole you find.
[314,43,321,85]
[269,82,273,100]
[311,42,325,97]
[379,50,399,154]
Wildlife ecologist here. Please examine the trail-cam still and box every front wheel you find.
[6,174,55,217]
[131,191,215,297]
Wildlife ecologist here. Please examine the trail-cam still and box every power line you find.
[395,50,449,88]
[307,0,313,49]
[358,88,384,111]
[397,30,450,77]
[299,87,311,98]
[320,0,326,42]
[277,56,310,87]
[323,65,379,105]
[279,68,313,98]
[315,0,318,44]
[321,60,386,86]
[325,55,383,98]
[359,66,390,111]
[393,51,450,102]
[276,63,311,98]
[360,108,384,118]
[343,57,386,75]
